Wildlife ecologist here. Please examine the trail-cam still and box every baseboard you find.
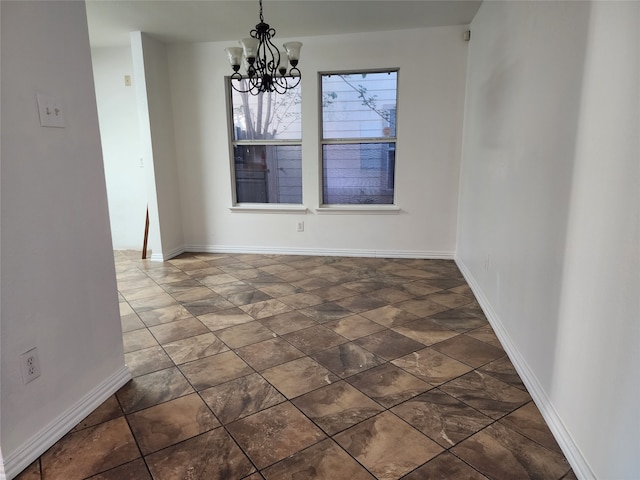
[150,245,185,262]
[182,244,455,260]
[3,366,132,480]
[454,257,595,480]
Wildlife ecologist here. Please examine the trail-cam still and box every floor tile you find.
[209,280,254,296]
[354,330,425,361]
[425,291,475,309]
[116,367,194,414]
[198,307,255,331]
[200,373,286,424]
[360,305,419,328]
[440,371,531,419]
[145,428,255,480]
[283,325,348,355]
[127,393,220,454]
[347,363,431,408]
[40,417,139,480]
[431,334,504,368]
[466,324,504,349]
[311,342,385,378]
[169,286,218,304]
[122,328,158,353]
[392,318,459,346]
[216,320,277,348]
[324,314,386,339]
[14,460,40,480]
[279,292,325,308]
[334,412,443,480]
[240,298,294,319]
[395,298,451,317]
[128,293,177,313]
[311,284,359,301]
[138,304,193,327]
[258,282,304,298]
[258,311,317,335]
[71,395,123,433]
[161,332,229,364]
[500,401,563,453]
[477,355,527,390]
[335,294,389,313]
[399,281,442,297]
[451,422,571,480]
[124,345,174,377]
[161,278,205,292]
[402,452,488,480]
[298,302,353,323]
[261,356,339,398]
[391,348,473,385]
[179,350,254,391]
[120,313,145,333]
[226,289,274,306]
[261,439,375,480]
[86,458,151,479]
[391,389,492,448]
[121,284,167,302]
[369,287,414,303]
[227,402,326,469]
[429,314,488,333]
[235,337,305,371]
[200,272,242,287]
[182,296,235,316]
[292,381,384,435]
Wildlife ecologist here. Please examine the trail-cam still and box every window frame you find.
[318,68,400,212]
[225,78,306,211]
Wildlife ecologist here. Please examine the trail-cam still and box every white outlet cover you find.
[20,347,41,384]
[36,93,65,128]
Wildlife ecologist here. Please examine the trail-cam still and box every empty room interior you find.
[1,1,638,479]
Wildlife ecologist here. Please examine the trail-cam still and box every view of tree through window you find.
[321,70,398,205]
[321,71,398,205]
[229,80,302,204]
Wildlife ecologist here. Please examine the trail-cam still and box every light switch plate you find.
[36,93,65,128]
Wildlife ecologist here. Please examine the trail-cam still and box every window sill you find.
[315,205,401,215]
[229,204,308,214]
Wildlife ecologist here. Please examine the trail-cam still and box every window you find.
[228,80,302,204]
[321,70,398,205]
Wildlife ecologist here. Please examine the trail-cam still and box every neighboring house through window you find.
[321,70,398,205]
[228,80,302,204]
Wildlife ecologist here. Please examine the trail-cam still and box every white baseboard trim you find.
[150,245,185,262]
[454,257,595,480]
[3,366,132,480]
[182,244,455,260]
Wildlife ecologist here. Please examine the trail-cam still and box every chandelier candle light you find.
[225,0,302,95]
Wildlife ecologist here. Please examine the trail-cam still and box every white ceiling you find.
[86,0,482,48]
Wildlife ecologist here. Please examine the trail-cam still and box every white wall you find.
[131,32,184,260]
[91,47,147,250]
[457,1,639,478]
[0,2,130,477]
[167,27,468,257]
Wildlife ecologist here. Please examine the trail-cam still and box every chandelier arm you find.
[228,0,301,95]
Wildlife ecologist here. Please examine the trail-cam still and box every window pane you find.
[323,143,395,205]
[231,84,302,141]
[322,72,397,140]
[234,145,302,203]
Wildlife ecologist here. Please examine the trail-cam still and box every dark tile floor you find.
[16,251,576,480]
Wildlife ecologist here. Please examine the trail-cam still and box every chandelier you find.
[225,0,302,95]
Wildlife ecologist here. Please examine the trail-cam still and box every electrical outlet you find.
[20,348,41,384]
[297,221,304,232]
